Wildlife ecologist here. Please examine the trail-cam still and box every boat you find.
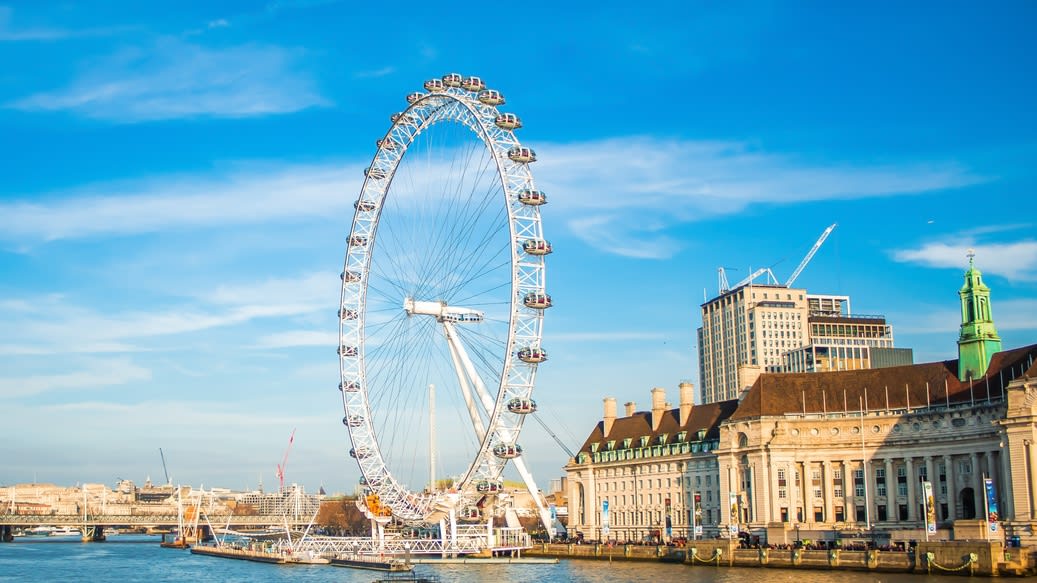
[373,572,441,583]
[191,544,287,564]
[24,526,55,537]
[50,527,81,537]
[330,556,413,572]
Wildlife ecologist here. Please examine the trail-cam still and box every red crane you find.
[276,428,296,493]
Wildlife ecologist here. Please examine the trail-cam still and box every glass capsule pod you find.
[355,199,377,212]
[338,345,358,357]
[423,78,445,92]
[492,443,523,459]
[341,271,362,283]
[364,167,386,180]
[477,89,505,106]
[342,415,364,427]
[475,480,503,493]
[461,76,485,92]
[517,347,547,363]
[442,73,463,87]
[462,507,481,520]
[350,447,371,459]
[350,235,368,247]
[339,380,361,392]
[390,112,418,125]
[522,238,552,256]
[522,291,552,309]
[507,397,537,414]
[376,138,398,150]
[494,113,522,130]
[517,189,547,206]
[338,308,359,320]
[406,92,424,104]
[507,146,536,163]
[359,477,368,485]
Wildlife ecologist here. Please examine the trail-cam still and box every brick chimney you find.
[679,381,695,426]
[651,387,666,431]
[624,401,636,417]
[602,397,617,436]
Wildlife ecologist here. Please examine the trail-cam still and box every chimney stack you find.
[624,401,636,417]
[603,397,617,436]
[651,387,666,431]
[679,381,695,426]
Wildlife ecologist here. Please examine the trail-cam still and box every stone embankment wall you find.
[525,540,1035,577]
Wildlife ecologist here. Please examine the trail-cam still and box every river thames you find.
[0,536,997,582]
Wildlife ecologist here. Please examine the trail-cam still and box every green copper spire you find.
[957,250,1001,381]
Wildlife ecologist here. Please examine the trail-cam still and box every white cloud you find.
[890,298,1037,335]
[532,137,984,258]
[0,162,361,243]
[355,66,396,79]
[551,331,669,342]
[254,330,338,348]
[8,37,329,121]
[0,6,131,41]
[0,358,151,397]
[893,240,1037,281]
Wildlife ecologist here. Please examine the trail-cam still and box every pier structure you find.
[295,524,530,558]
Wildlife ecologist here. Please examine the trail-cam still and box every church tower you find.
[957,250,1002,381]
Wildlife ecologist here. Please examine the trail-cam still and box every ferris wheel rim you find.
[337,79,548,523]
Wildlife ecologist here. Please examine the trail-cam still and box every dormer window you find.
[640,436,649,448]
[590,443,600,453]
[676,431,687,442]
[623,438,633,449]
[696,429,707,441]
[606,440,616,451]
[658,433,669,445]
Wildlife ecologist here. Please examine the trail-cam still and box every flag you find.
[985,478,999,532]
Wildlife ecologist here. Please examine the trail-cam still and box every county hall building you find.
[565,258,1037,545]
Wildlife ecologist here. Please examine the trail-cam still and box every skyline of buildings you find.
[566,257,1037,546]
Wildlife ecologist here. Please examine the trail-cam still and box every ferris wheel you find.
[337,74,553,529]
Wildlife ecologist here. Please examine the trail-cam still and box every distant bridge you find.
[0,513,311,529]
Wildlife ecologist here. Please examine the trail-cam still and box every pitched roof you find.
[731,343,1037,420]
[577,400,739,455]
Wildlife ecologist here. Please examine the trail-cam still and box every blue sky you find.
[1,1,1035,495]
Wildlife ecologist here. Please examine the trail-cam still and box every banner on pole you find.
[602,499,610,537]
[984,478,999,533]
[922,481,936,534]
[728,492,739,536]
[665,497,672,538]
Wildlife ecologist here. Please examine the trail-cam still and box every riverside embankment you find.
[525,540,1035,577]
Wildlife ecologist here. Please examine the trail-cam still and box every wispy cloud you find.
[890,298,1037,336]
[0,162,361,243]
[254,330,338,348]
[551,331,669,342]
[0,272,335,355]
[8,37,329,121]
[534,137,985,259]
[354,66,395,79]
[893,239,1037,281]
[0,357,151,397]
[0,6,131,41]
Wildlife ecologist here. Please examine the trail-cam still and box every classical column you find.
[968,452,981,519]
[885,458,896,523]
[998,449,1014,520]
[864,458,877,526]
[823,460,834,525]
[943,454,956,522]
[905,457,916,522]
[841,460,852,518]
[759,452,772,524]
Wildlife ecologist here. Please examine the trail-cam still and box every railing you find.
[0,513,311,527]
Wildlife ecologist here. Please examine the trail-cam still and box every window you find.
[898,504,908,520]
[854,469,865,497]
[877,505,887,522]
[814,506,824,522]
[855,505,866,521]
[780,507,789,522]
[835,506,845,522]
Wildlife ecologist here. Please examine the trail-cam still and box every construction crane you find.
[732,266,779,289]
[785,223,837,287]
[158,448,170,485]
[276,428,296,493]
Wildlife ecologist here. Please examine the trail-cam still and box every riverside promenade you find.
[525,539,1035,577]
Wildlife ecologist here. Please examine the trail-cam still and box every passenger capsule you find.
[364,167,386,180]
[461,76,485,92]
[492,443,523,459]
[423,78,445,92]
[442,73,463,87]
[406,92,424,104]
[338,345,358,357]
[522,292,552,309]
[517,347,547,363]
[376,138,398,150]
[475,480,503,493]
[507,147,536,163]
[391,112,417,125]
[355,200,377,212]
[462,507,481,520]
[341,271,362,283]
[517,189,547,205]
[477,89,505,106]
[494,113,522,130]
[339,380,361,392]
[359,476,368,485]
[343,415,364,427]
[522,239,552,256]
[507,397,537,414]
[338,308,359,320]
[350,235,368,247]
[350,447,372,459]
